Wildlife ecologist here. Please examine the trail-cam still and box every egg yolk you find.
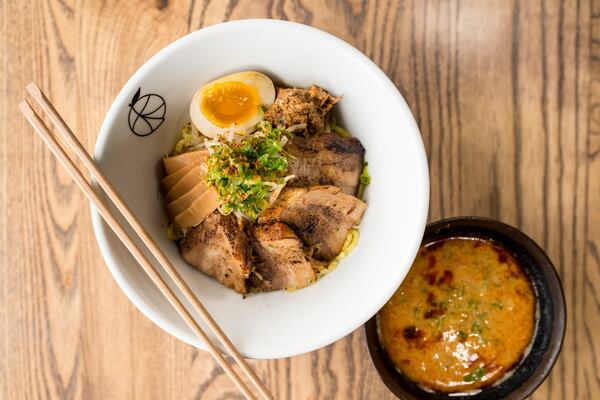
[201,81,260,127]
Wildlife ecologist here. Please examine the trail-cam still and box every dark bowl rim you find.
[364,216,567,400]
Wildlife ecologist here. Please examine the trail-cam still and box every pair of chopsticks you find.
[19,83,273,400]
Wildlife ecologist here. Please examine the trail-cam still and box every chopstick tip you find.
[25,81,42,98]
[18,100,33,117]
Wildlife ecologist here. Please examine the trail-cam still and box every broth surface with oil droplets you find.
[378,238,535,393]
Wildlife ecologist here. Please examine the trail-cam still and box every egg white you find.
[190,71,276,138]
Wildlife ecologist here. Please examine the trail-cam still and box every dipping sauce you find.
[378,238,535,393]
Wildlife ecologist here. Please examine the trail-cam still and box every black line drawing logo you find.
[128,87,166,137]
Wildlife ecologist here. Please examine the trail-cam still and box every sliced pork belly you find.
[179,211,251,294]
[286,133,365,195]
[259,186,367,261]
[249,223,319,291]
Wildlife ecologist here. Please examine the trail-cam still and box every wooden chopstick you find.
[20,89,272,400]
[23,83,272,400]
[18,100,257,400]
[25,82,273,400]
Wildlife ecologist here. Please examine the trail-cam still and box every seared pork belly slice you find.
[179,211,251,294]
[259,186,366,261]
[249,223,318,291]
[286,133,365,195]
[264,86,339,135]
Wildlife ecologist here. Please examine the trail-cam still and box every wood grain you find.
[1,0,597,399]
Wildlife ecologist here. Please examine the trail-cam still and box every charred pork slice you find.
[264,86,339,135]
[249,223,318,291]
[286,133,365,195]
[259,186,367,261]
[179,211,251,294]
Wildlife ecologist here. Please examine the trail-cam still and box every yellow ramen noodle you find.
[378,238,535,393]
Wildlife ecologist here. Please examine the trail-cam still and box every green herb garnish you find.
[463,367,486,382]
[166,223,184,241]
[356,162,371,199]
[258,104,267,116]
[206,121,289,219]
[491,300,504,310]
[359,162,371,185]
[467,298,479,310]
[471,321,483,334]
[171,123,204,155]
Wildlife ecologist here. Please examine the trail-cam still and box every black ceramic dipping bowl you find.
[365,217,566,400]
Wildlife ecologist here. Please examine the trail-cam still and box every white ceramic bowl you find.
[92,19,429,359]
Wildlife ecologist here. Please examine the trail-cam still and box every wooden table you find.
[2,1,598,399]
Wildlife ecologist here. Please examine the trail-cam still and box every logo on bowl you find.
[127,87,166,137]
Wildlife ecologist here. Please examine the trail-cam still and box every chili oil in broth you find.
[378,238,535,393]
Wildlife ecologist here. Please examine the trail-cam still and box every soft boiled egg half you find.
[190,71,276,138]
